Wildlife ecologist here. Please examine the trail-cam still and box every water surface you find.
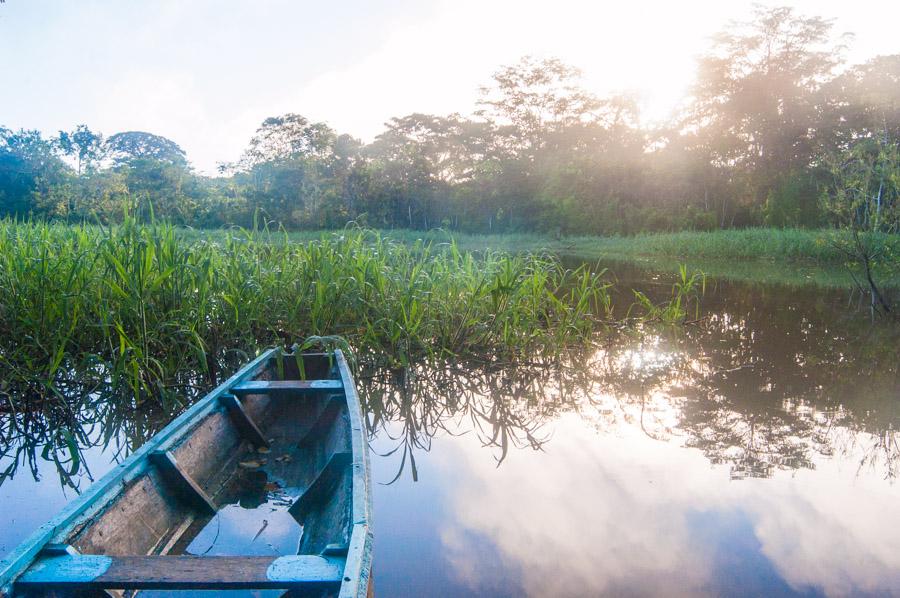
[2,263,898,596]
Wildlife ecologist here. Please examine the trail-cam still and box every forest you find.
[1,6,898,237]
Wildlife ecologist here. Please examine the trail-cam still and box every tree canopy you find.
[1,7,898,235]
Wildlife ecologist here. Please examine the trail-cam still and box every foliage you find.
[629,265,706,323]
[105,131,187,167]
[1,8,899,240]
[0,220,622,408]
[57,124,103,175]
[822,137,900,233]
[821,136,900,313]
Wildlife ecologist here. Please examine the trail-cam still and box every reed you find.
[0,219,632,408]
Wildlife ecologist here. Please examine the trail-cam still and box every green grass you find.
[0,220,710,486]
[0,220,626,409]
[305,228,900,288]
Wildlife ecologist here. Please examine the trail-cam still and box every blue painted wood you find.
[341,523,374,598]
[299,394,345,447]
[334,350,374,598]
[0,348,277,594]
[18,556,113,586]
[1,348,374,597]
[16,555,344,590]
[266,555,345,585]
[289,451,353,522]
[230,379,343,397]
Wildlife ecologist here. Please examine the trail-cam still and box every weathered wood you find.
[1,349,373,598]
[71,463,195,557]
[334,350,374,598]
[148,451,217,515]
[170,407,244,493]
[290,451,352,523]
[16,555,344,590]
[340,524,374,598]
[231,379,343,397]
[218,393,269,448]
[300,395,345,447]
[0,348,277,594]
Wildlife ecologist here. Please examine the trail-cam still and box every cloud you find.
[433,413,900,596]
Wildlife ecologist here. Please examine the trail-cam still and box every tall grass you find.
[0,219,623,408]
[350,227,900,264]
[574,228,900,263]
[353,227,900,288]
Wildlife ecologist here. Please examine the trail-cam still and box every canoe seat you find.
[230,379,343,397]
[16,555,344,591]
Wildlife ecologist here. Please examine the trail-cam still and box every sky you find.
[1,0,898,174]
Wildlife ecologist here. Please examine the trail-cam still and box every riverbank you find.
[361,228,900,289]
[104,225,900,288]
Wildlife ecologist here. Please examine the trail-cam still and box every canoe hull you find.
[0,348,372,597]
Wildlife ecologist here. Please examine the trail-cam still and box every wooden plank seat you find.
[16,555,345,591]
[230,379,343,397]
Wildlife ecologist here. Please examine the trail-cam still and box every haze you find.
[2,0,897,173]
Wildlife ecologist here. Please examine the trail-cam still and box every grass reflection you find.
[2,287,898,490]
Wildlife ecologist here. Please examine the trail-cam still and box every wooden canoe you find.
[0,348,373,597]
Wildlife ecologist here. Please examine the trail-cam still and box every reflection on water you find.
[1,267,899,596]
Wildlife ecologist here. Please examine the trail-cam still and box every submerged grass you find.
[1,219,632,409]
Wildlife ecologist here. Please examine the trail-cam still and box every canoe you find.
[0,348,372,597]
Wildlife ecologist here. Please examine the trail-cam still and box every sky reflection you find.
[2,272,900,596]
[420,413,900,597]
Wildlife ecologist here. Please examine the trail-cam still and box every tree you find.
[364,113,493,228]
[686,5,845,218]
[228,114,355,227]
[477,56,600,159]
[57,124,103,175]
[0,128,72,217]
[239,113,336,168]
[823,136,899,233]
[821,54,900,148]
[105,131,187,167]
[822,136,899,314]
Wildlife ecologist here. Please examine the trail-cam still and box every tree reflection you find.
[1,275,898,490]
[361,274,900,483]
[359,360,564,482]
[0,368,182,491]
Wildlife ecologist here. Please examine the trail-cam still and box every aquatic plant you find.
[0,219,619,409]
[628,265,706,323]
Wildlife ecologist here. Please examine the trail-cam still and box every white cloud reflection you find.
[434,413,900,596]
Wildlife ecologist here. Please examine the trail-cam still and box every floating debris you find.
[239,459,267,469]
[251,519,268,542]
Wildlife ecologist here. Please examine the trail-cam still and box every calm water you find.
[2,263,899,596]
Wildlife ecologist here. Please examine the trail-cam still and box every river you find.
[2,261,899,596]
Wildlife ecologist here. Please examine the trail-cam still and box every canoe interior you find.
[3,350,370,597]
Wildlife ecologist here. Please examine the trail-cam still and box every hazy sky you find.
[2,0,898,173]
